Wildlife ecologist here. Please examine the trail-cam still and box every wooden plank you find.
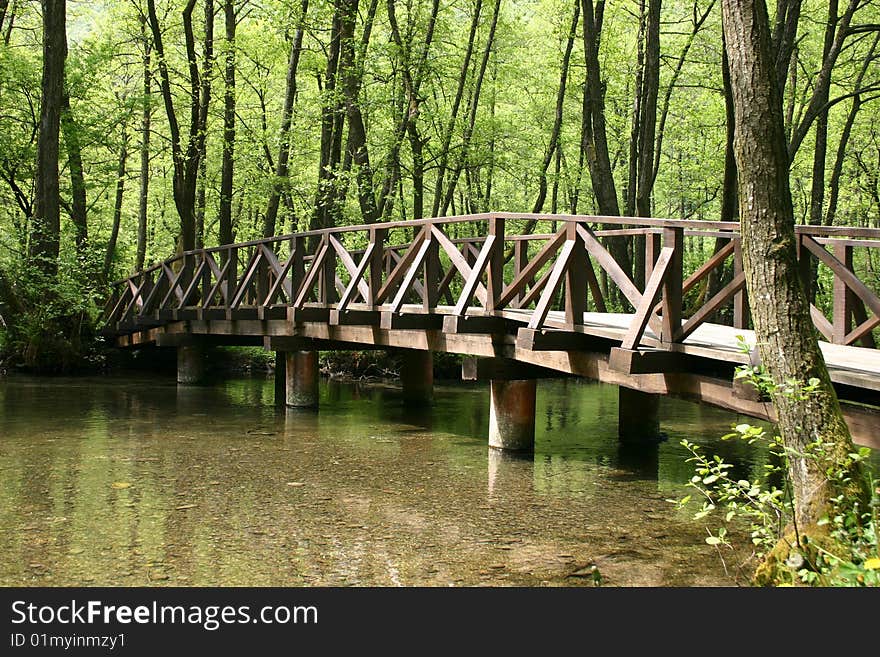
[564,222,586,328]
[679,272,747,342]
[329,309,381,326]
[810,304,834,342]
[338,240,380,311]
[263,255,295,306]
[293,240,329,308]
[845,315,880,346]
[443,313,524,335]
[733,239,748,329]
[527,239,575,330]
[621,247,674,350]
[329,234,371,302]
[661,227,684,343]
[159,263,187,309]
[380,311,445,330]
[577,224,643,308]
[391,237,432,313]
[177,259,206,309]
[486,216,505,311]
[833,242,853,344]
[430,225,488,306]
[517,266,552,309]
[608,347,687,374]
[584,254,606,313]
[681,239,735,297]
[803,236,880,319]
[376,230,427,304]
[452,234,498,316]
[496,228,566,309]
[461,357,558,381]
[204,259,232,309]
[515,327,608,351]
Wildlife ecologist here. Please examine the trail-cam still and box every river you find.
[0,372,806,587]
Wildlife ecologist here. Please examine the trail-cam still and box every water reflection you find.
[2,372,858,587]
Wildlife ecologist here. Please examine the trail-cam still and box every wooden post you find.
[833,242,853,344]
[564,222,586,328]
[423,230,440,311]
[285,350,319,408]
[661,227,683,342]
[368,228,386,306]
[320,236,337,305]
[733,237,749,329]
[795,233,812,299]
[290,236,305,301]
[489,379,536,452]
[485,216,505,312]
[513,240,528,307]
[644,230,661,289]
[177,343,206,385]
[224,246,238,316]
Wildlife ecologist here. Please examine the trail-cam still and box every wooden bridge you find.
[103,213,880,449]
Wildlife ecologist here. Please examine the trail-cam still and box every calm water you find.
[0,373,788,587]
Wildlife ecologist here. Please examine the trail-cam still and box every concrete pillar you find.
[489,379,536,452]
[274,351,287,406]
[400,350,433,406]
[618,386,661,443]
[285,350,319,408]
[177,344,206,384]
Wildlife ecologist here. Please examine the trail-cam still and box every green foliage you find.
[673,361,879,586]
[0,262,105,372]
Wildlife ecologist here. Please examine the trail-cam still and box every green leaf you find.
[705,536,722,546]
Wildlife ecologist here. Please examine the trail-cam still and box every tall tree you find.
[136,14,151,272]
[219,0,236,247]
[264,0,308,238]
[721,0,868,580]
[145,0,213,253]
[30,0,67,277]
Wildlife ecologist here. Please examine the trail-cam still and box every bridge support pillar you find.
[618,387,661,443]
[285,351,319,408]
[177,345,206,385]
[400,350,433,406]
[274,352,287,406]
[489,379,536,452]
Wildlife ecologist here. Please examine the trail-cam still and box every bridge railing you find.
[103,213,880,350]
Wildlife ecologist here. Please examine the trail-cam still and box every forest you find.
[0,0,879,369]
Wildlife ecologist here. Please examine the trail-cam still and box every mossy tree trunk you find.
[721,0,868,549]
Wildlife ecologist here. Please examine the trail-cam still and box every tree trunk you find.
[103,126,128,283]
[533,0,579,215]
[440,0,501,217]
[722,0,867,568]
[60,92,88,261]
[383,0,440,220]
[136,17,151,273]
[312,0,346,235]
[708,34,737,300]
[30,0,67,278]
[340,0,379,223]
[430,0,483,218]
[581,0,632,288]
[264,0,308,237]
[146,0,212,254]
[219,0,235,247]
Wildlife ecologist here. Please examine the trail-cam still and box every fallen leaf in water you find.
[175,504,197,510]
[111,482,131,489]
